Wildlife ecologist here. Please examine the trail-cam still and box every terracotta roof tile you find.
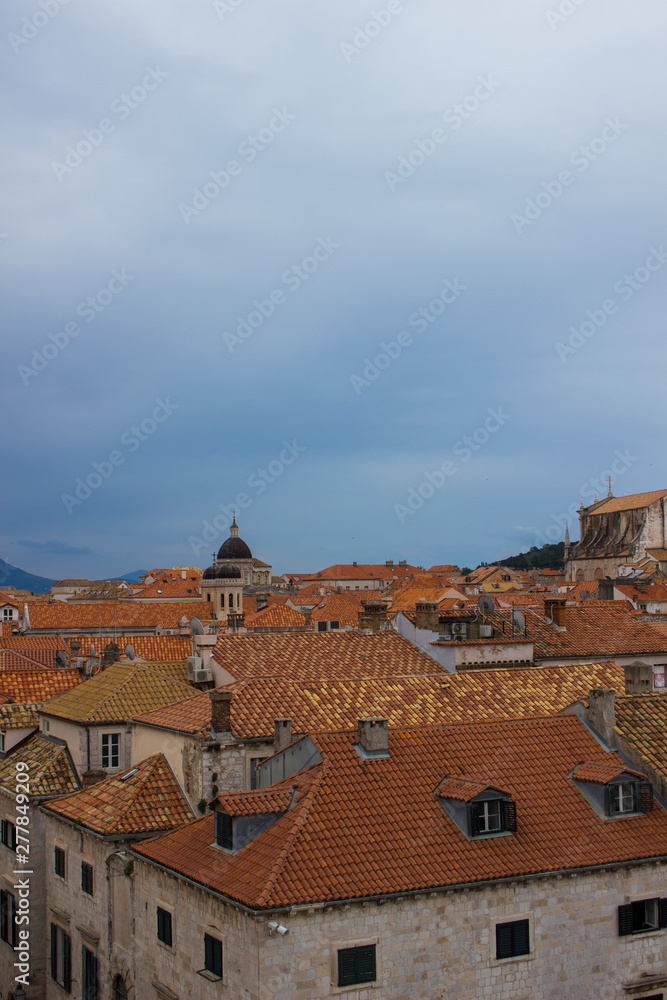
[571,762,644,783]
[41,662,193,723]
[43,753,192,835]
[0,703,40,729]
[134,715,667,909]
[434,777,490,801]
[215,788,294,817]
[133,690,212,737]
[614,693,667,785]
[244,605,306,628]
[23,601,215,630]
[0,669,82,703]
[589,489,667,514]
[0,732,80,796]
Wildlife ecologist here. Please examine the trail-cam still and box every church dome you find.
[202,564,218,580]
[215,562,242,579]
[217,516,252,561]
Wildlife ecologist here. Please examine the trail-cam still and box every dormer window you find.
[436,777,516,839]
[471,799,502,834]
[609,782,637,815]
[212,788,295,854]
[571,763,654,819]
[215,811,233,851]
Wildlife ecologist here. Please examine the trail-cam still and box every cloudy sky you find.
[2,0,666,580]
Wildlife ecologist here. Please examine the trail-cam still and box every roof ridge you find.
[256,764,326,908]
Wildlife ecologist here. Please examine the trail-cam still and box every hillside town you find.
[1,491,667,1000]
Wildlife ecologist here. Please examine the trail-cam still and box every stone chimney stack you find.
[274,718,292,752]
[358,601,387,632]
[81,770,106,788]
[357,717,389,757]
[544,594,567,627]
[181,568,187,580]
[415,600,439,631]
[256,593,269,611]
[587,687,617,745]
[624,661,654,695]
[209,689,233,733]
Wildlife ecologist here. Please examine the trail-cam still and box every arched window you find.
[228,593,233,609]
[236,592,240,608]
[220,594,225,608]
[206,593,210,602]
[114,976,129,1000]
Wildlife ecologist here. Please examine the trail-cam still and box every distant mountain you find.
[0,559,55,595]
[111,570,149,584]
[492,542,565,572]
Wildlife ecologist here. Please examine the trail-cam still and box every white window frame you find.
[101,732,120,769]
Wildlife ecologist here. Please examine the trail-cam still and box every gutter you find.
[127,849,667,919]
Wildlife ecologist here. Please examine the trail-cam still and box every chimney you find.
[398,560,407,567]
[102,642,120,666]
[385,560,394,567]
[358,600,387,632]
[209,689,233,733]
[357,717,389,757]
[415,600,439,631]
[624,661,653,695]
[544,594,567,627]
[256,593,269,611]
[303,609,312,627]
[587,687,616,745]
[181,568,186,580]
[81,770,106,788]
[274,718,292,752]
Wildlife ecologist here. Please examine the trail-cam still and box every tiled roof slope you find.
[244,605,306,628]
[0,703,40,729]
[23,601,215,630]
[310,594,363,627]
[0,636,70,650]
[0,648,57,669]
[0,669,82,703]
[133,690,212,737]
[220,663,627,739]
[0,634,193,661]
[571,762,643,783]
[0,732,80,797]
[41,662,192,723]
[134,715,667,909]
[212,631,444,683]
[589,489,667,515]
[43,754,192,835]
[131,578,202,600]
[614,694,667,784]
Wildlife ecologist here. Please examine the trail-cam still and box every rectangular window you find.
[215,811,233,850]
[496,919,530,960]
[50,924,72,992]
[470,799,517,836]
[82,945,98,1000]
[607,780,654,815]
[157,907,173,947]
[337,944,377,987]
[54,845,66,879]
[0,890,17,947]
[0,731,5,751]
[101,733,119,769]
[611,782,636,814]
[204,933,223,979]
[81,861,94,896]
[1,819,16,851]
[619,898,667,936]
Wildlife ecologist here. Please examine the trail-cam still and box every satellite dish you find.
[125,644,136,661]
[55,650,67,668]
[190,617,204,635]
[478,594,495,618]
[511,609,525,631]
[89,644,96,658]
[550,584,558,593]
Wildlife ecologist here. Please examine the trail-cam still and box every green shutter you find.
[659,898,667,929]
[513,919,530,956]
[338,948,358,987]
[618,903,634,936]
[469,803,482,836]
[204,933,222,978]
[639,781,654,812]
[501,800,517,833]
[51,923,57,981]
[496,922,514,959]
[356,944,376,983]
[63,931,71,992]
[215,811,233,850]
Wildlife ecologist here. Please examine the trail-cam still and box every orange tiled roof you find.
[244,605,306,629]
[0,703,40,729]
[589,489,667,515]
[41,662,192,723]
[132,578,202,600]
[0,635,69,650]
[23,600,215,631]
[43,753,192,835]
[0,669,83,703]
[434,777,490,801]
[0,732,80,796]
[212,631,444,684]
[310,594,363,627]
[133,690,212,737]
[614,693,667,784]
[0,648,57,669]
[221,662,627,739]
[287,564,422,584]
[215,788,294,817]
[133,715,667,909]
[571,762,643,784]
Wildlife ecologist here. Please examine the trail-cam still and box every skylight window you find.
[119,768,138,781]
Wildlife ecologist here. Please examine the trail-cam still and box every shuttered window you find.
[204,933,223,978]
[606,780,654,816]
[82,946,98,1000]
[215,811,233,850]
[54,846,66,879]
[470,799,517,836]
[337,944,377,987]
[618,898,667,935]
[1,890,17,946]
[496,919,530,960]
[81,862,94,896]
[50,924,72,992]
[1,820,16,851]
[157,907,173,946]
